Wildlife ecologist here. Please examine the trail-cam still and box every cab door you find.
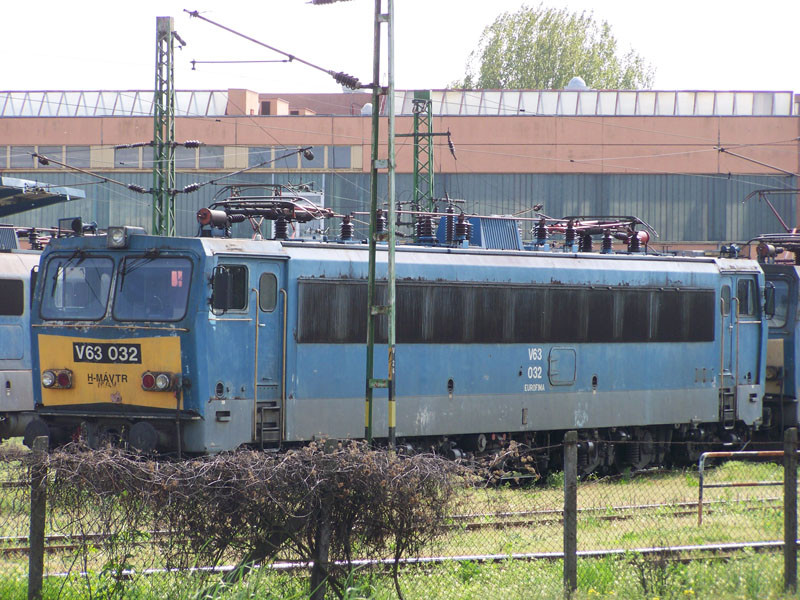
[731,274,764,427]
[733,275,763,385]
[254,262,285,447]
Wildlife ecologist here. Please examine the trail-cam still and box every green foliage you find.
[456,560,482,583]
[544,469,564,489]
[457,3,654,90]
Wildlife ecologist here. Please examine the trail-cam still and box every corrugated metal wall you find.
[6,171,796,243]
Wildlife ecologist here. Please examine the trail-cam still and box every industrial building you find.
[0,88,797,248]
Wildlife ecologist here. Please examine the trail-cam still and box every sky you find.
[2,0,798,94]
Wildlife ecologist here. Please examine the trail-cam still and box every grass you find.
[0,553,795,599]
[0,447,797,598]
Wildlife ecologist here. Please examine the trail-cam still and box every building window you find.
[272,147,297,170]
[174,146,196,169]
[66,146,90,168]
[248,147,271,168]
[331,146,351,169]
[114,147,139,169]
[301,146,325,169]
[260,101,271,115]
[0,146,6,169]
[10,146,35,169]
[37,146,63,168]
[199,145,224,169]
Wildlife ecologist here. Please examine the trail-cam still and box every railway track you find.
[0,495,783,556]
[447,496,782,531]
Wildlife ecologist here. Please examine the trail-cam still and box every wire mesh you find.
[0,442,31,596]
[0,438,796,599]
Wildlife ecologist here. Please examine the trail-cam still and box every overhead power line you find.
[184,10,362,89]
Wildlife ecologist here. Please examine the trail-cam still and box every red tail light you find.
[56,372,72,388]
[142,372,156,390]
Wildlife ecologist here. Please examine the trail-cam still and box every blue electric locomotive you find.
[0,227,41,440]
[26,206,770,471]
[754,235,800,437]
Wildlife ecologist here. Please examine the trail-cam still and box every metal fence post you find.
[785,427,797,593]
[28,436,47,600]
[563,430,578,596]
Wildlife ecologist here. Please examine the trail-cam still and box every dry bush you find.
[43,441,469,599]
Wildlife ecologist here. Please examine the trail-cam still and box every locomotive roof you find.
[40,233,762,275]
[0,249,41,276]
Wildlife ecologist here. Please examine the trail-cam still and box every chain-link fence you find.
[1,433,797,600]
[566,431,798,598]
[0,442,30,598]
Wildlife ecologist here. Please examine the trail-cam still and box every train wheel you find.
[23,419,50,449]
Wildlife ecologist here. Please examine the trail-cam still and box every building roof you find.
[0,176,86,218]
[0,89,796,118]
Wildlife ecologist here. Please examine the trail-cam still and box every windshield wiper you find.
[119,252,160,290]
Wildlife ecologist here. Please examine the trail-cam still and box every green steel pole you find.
[153,16,176,236]
[364,0,381,442]
[386,0,396,449]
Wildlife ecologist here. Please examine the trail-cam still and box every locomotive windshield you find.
[112,256,192,321]
[40,256,113,321]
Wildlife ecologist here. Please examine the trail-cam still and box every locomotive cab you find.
[762,263,800,431]
[30,230,201,453]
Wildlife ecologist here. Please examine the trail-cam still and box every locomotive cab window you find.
[259,273,278,312]
[40,256,113,321]
[737,279,756,316]
[765,281,785,327]
[112,256,193,322]
[0,279,24,316]
[212,265,248,312]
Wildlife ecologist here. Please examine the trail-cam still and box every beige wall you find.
[1,114,797,177]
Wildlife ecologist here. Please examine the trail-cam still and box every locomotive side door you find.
[719,273,763,429]
[254,262,286,447]
[732,274,764,426]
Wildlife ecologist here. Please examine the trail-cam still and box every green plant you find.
[456,560,482,584]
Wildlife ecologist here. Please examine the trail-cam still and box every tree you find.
[457,4,655,90]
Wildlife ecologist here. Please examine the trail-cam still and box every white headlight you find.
[108,227,127,248]
[42,371,56,388]
[155,373,171,390]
